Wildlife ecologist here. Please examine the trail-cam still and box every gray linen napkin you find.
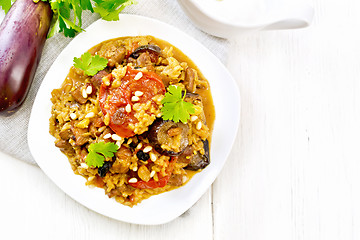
[0,0,228,165]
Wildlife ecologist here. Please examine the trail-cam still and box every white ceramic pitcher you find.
[178,0,314,38]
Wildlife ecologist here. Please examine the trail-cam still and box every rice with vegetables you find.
[49,36,215,207]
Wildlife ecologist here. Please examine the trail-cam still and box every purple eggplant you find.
[129,44,161,59]
[147,118,189,156]
[185,139,210,171]
[176,139,210,171]
[0,0,52,116]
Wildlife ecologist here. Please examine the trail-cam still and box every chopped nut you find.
[190,115,198,122]
[143,146,153,153]
[70,113,77,120]
[149,152,157,162]
[82,88,88,99]
[196,121,202,130]
[134,91,144,97]
[134,72,143,80]
[131,96,140,102]
[111,134,122,141]
[125,104,132,113]
[85,85,92,95]
[103,133,112,139]
[136,142,143,150]
[128,178,138,183]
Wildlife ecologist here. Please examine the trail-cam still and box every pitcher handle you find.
[262,3,314,30]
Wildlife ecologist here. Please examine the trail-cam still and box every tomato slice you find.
[129,157,177,189]
[99,66,165,138]
[130,175,171,189]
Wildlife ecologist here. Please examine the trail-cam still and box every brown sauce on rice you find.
[49,36,215,207]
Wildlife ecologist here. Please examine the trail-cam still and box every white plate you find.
[28,14,240,225]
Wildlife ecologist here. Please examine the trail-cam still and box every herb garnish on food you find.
[161,85,195,123]
[86,142,119,168]
[73,52,108,76]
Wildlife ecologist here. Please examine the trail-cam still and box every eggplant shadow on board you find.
[0,0,52,116]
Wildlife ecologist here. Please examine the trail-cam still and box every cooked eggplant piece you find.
[177,145,193,164]
[136,52,154,68]
[185,139,210,171]
[147,118,189,156]
[185,92,202,104]
[127,45,161,71]
[129,44,161,59]
[0,0,52,115]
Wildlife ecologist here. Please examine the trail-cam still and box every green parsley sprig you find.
[73,52,108,76]
[0,0,136,38]
[161,85,195,123]
[86,142,119,168]
[93,0,136,21]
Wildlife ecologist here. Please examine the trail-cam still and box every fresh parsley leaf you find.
[86,142,119,168]
[93,0,137,21]
[58,15,81,38]
[79,0,94,12]
[47,13,61,38]
[73,52,108,76]
[2,0,136,37]
[161,85,195,123]
[0,0,13,14]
